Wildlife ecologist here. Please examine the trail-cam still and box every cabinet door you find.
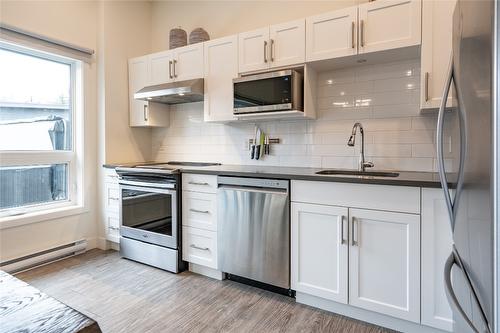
[358,0,421,54]
[420,0,456,110]
[421,188,454,331]
[173,44,204,81]
[128,56,150,127]
[204,35,238,122]
[269,19,305,68]
[306,7,358,62]
[291,202,348,303]
[348,208,420,323]
[149,50,173,85]
[238,27,270,73]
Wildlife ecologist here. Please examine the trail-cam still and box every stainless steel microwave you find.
[233,70,303,117]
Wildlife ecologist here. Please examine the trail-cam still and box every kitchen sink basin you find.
[315,170,400,177]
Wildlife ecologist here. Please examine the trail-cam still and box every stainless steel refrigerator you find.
[437,0,498,332]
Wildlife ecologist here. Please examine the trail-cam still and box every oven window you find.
[121,188,172,236]
[234,76,292,108]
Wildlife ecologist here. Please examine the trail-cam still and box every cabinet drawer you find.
[182,226,217,269]
[182,191,217,231]
[291,181,420,214]
[182,174,218,193]
[104,168,119,184]
[106,213,120,241]
[105,183,120,213]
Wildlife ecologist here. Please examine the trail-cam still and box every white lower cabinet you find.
[103,167,120,243]
[291,203,348,303]
[348,208,420,323]
[421,188,454,331]
[182,226,218,269]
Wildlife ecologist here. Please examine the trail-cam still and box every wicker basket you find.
[189,28,210,44]
[169,28,187,49]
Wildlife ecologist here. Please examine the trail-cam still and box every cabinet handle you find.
[351,22,356,49]
[351,217,358,246]
[190,208,210,214]
[109,197,119,201]
[109,226,119,230]
[188,181,209,186]
[173,59,177,78]
[425,72,430,102]
[190,244,210,251]
[360,20,365,47]
[270,39,275,61]
[143,104,148,121]
[169,60,173,79]
[339,216,346,244]
[264,40,268,63]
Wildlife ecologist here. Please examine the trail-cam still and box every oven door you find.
[233,70,302,115]
[119,184,177,249]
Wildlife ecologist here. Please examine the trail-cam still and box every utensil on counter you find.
[251,126,257,159]
[255,128,262,160]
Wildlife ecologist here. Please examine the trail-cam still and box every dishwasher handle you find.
[218,184,288,195]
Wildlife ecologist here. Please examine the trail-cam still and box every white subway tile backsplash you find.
[152,59,446,172]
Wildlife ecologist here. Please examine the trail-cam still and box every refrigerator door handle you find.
[444,247,492,333]
[437,55,467,231]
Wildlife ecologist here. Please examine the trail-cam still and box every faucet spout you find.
[347,122,374,172]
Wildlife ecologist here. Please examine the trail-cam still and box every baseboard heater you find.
[0,239,87,274]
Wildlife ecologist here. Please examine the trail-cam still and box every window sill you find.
[0,204,88,230]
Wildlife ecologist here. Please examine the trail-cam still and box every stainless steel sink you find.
[315,169,400,177]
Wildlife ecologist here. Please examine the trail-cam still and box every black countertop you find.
[103,163,447,188]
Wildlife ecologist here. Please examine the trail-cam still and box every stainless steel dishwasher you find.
[218,176,290,291]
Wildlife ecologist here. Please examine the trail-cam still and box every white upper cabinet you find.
[239,19,305,73]
[149,50,173,85]
[420,0,456,110]
[358,0,421,54]
[128,56,169,127]
[204,35,238,122]
[306,7,358,62]
[291,202,348,304]
[421,188,454,332]
[238,27,270,73]
[173,44,204,81]
[269,19,305,68]
[348,208,420,323]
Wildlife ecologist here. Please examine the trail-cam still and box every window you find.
[0,42,82,217]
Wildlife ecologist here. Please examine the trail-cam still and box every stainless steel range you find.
[115,161,220,273]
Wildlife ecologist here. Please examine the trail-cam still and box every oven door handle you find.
[119,183,177,195]
[119,179,176,190]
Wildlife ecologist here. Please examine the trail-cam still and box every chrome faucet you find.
[347,122,374,172]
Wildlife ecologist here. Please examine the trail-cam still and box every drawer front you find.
[105,183,120,213]
[182,191,217,231]
[104,168,119,184]
[291,180,420,214]
[182,226,217,269]
[182,174,218,193]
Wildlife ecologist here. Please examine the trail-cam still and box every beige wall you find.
[0,0,99,260]
[151,0,363,52]
[100,1,153,165]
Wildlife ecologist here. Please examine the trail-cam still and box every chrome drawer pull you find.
[190,208,210,214]
[190,244,210,251]
[109,197,119,201]
[188,181,210,186]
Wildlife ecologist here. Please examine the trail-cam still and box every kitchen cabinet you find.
[149,51,173,85]
[238,19,305,73]
[358,0,421,55]
[348,208,420,323]
[103,168,120,243]
[204,35,238,122]
[291,180,421,325]
[291,202,348,303]
[306,7,358,62]
[148,44,204,85]
[181,174,220,273]
[421,188,454,332]
[128,56,169,127]
[420,0,456,110]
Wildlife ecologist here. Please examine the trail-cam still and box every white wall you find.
[151,0,363,52]
[152,59,452,172]
[0,0,99,260]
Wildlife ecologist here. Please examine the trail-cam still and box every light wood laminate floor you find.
[16,250,395,333]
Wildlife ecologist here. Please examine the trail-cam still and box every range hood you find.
[134,78,204,104]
